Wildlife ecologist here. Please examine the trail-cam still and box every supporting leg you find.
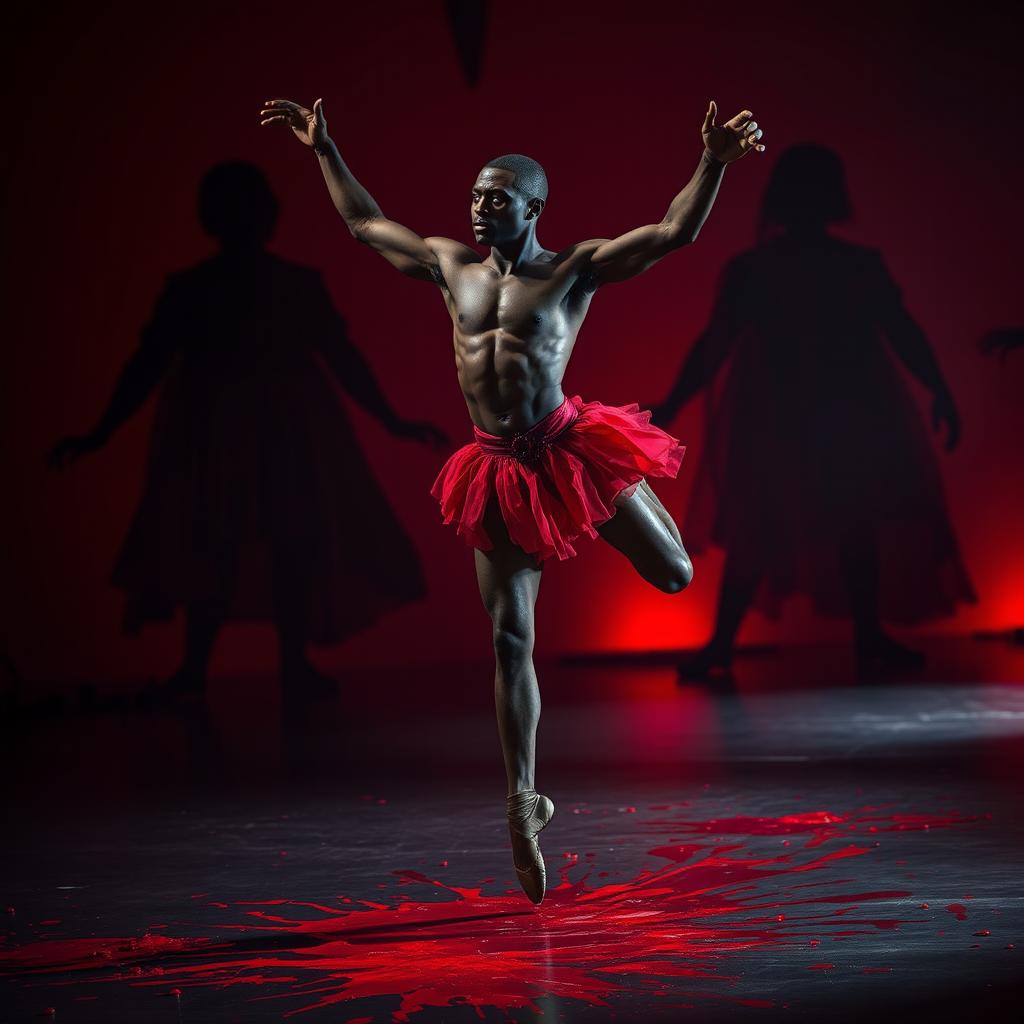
[474,495,553,903]
[474,496,544,796]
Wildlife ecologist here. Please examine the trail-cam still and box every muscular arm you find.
[586,149,727,286]
[313,137,448,283]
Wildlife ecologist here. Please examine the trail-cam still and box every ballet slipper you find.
[506,788,555,905]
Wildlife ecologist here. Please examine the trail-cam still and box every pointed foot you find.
[507,790,555,905]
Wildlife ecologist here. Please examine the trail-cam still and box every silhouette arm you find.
[587,150,727,286]
[659,260,749,410]
[872,252,960,450]
[320,324,405,431]
[90,283,182,442]
[872,254,950,395]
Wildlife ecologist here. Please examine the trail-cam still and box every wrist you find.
[702,147,726,168]
[313,137,334,157]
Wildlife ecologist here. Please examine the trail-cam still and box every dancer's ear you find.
[526,197,545,221]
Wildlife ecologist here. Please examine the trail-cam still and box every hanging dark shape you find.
[446,0,489,88]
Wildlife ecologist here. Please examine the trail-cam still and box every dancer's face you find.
[470,168,539,246]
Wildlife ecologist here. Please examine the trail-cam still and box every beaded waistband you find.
[473,396,580,465]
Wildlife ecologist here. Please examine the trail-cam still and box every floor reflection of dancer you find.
[260,95,765,904]
[650,145,976,681]
[50,162,446,701]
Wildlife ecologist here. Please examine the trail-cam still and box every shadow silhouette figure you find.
[50,161,449,701]
[650,144,976,681]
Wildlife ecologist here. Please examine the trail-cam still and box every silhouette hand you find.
[702,101,765,162]
[978,328,1024,361]
[390,419,450,450]
[259,97,329,150]
[48,433,104,469]
[931,388,960,452]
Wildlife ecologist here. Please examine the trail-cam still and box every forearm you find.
[314,137,385,232]
[91,350,167,441]
[662,330,728,408]
[326,343,401,428]
[662,150,727,244]
[885,310,950,395]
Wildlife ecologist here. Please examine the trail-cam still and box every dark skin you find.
[261,94,765,883]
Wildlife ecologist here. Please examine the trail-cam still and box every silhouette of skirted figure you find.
[50,161,448,700]
[650,144,976,680]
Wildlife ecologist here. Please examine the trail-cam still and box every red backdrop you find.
[3,1,1022,686]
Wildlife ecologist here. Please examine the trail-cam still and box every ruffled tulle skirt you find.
[430,394,686,561]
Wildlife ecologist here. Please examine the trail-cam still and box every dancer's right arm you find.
[260,98,446,283]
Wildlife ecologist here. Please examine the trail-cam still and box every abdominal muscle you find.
[454,327,575,436]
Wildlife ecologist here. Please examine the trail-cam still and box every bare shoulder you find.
[544,239,609,292]
[424,237,481,265]
[549,239,607,266]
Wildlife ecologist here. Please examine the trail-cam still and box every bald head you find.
[481,153,548,203]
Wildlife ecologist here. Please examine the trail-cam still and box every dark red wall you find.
[3,1,1022,685]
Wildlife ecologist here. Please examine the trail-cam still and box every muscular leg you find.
[474,494,554,903]
[597,479,693,593]
[474,495,544,796]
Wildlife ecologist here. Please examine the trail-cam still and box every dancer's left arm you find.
[587,102,765,286]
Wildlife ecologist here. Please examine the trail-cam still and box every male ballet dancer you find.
[260,95,765,903]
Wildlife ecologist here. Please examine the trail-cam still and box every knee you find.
[492,618,534,664]
[658,552,694,594]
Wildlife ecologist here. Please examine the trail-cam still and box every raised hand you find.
[978,328,1024,361]
[702,101,765,163]
[259,97,328,149]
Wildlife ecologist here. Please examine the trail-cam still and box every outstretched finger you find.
[260,115,292,126]
[724,109,753,129]
[702,100,716,133]
[264,98,301,109]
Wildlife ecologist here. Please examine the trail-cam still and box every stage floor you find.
[3,637,1023,1022]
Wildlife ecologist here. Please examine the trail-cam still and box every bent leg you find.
[474,495,544,796]
[597,479,693,593]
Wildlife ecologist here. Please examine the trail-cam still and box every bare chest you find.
[447,265,577,338]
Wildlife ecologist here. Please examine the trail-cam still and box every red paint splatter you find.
[946,903,969,921]
[807,962,835,970]
[0,805,984,1021]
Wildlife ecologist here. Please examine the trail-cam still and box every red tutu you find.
[430,394,686,561]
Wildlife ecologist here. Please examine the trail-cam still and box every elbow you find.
[349,216,370,242]
[661,221,697,249]
[348,214,378,243]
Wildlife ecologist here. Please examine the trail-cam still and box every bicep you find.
[353,216,442,282]
[588,224,679,285]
